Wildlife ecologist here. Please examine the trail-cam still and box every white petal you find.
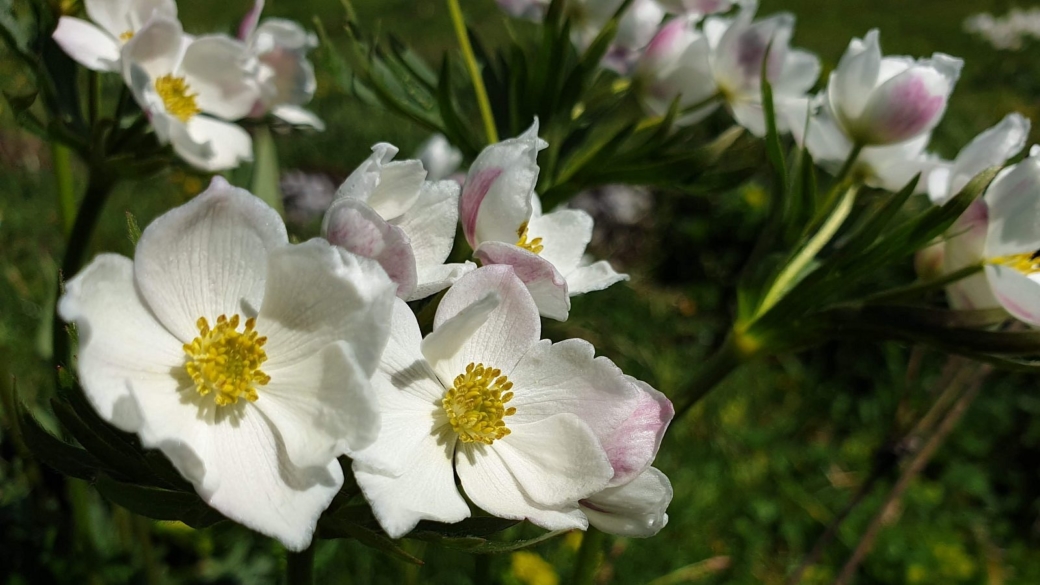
[258,239,395,375]
[391,180,462,276]
[53,17,120,72]
[175,116,253,171]
[828,29,881,123]
[582,467,672,537]
[944,201,999,310]
[367,160,427,220]
[57,254,184,431]
[473,242,570,320]
[180,35,261,121]
[601,379,673,486]
[271,104,325,130]
[422,292,502,385]
[773,48,821,96]
[857,134,934,193]
[322,198,418,299]
[86,0,176,39]
[507,338,641,438]
[430,265,541,382]
[353,425,468,539]
[121,16,184,87]
[351,298,449,476]
[984,155,1040,258]
[714,10,794,94]
[416,134,463,181]
[407,261,477,303]
[134,177,287,341]
[458,414,613,511]
[985,264,1040,326]
[526,208,592,276]
[237,0,264,40]
[254,341,378,467]
[461,121,546,246]
[252,18,318,107]
[566,260,629,296]
[125,386,342,551]
[945,113,1031,201]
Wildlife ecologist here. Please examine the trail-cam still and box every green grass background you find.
[3,0,1040,583]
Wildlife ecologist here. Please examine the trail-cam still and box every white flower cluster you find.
[965,8,1040,51]
[60,124,671,549]
[52,0,320,171]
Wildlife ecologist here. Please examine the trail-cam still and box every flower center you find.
[442,362,516,445]
[991,251,1040,275]
[155,74,201,123]
[119,30,134,42]
[183,314,270,407]
[516,222,544,255]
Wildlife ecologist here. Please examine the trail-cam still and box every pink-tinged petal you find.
[134,177,287,342]
[581,467,672,537]
[238,0,265,40]
[258,239,395,375]
[335,143,426,220]
[944,201,994,311]
[461,122,546,247]
[636,19,716,118]
[713,9,794,94]
[393,180,462,282]
[828,29,881,123]
[478,414,614,508]
[601,379,673,487]
[473,241,570,320]
[53,17,121,72]
[430,265,541,382]
[985,264,1040,326]
[252,19,318,108]
[180,35,261,121]
[857,57,961,145]
[57,254,184,431]
[322,198,418,299]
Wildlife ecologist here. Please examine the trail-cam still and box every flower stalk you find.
[571,527,606,585]
[286,543,315,585]
[447,0,499,145]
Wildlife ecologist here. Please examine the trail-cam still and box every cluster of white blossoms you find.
[964,8,1040,51]
[61,123,670,549]
[52,0,320,171]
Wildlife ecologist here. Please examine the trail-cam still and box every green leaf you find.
[416,528,568,554]
[759,53,786,194]
[51,395,153,483]
[94,474,226,529]
[250,126,285,217]
[436,57,479,158]
[413,516,520,539]
[17,401,102,481]
[125,211,142,247]
[321,519,423,565]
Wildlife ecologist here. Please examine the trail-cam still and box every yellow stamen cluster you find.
[183,315,270,407]
[119,30,134,42]
[442,362,516,444]
[991,251,1040,275]
[155,74,201,123]
[516,222,544,255]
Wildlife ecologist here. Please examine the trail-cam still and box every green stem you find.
[52,169,117,376]
[286,543,315,585]
[52,143,76,237]
[834,142,864,186]
[571,528,606,585]
[446,0,498,145]
[755,185,858,320]
[674,334,746,419]
[87,71,100,128]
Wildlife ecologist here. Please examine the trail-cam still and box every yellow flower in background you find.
[511,551,558,585]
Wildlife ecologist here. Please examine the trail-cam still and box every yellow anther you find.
[442,362,516,445]
[183,314,270,407]
[154,74,201,123]
[516,222,544,255]
[119,30,134,42]
[991,251,1040,275]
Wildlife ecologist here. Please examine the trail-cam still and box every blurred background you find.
[2,0,1040,583]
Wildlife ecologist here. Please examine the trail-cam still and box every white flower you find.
[58,178,396,550]
[928,115,1030,311]
[979,146,1040,325]
[322,143,475,301]
[351,265,647,538]
[655,0,735,15]
[415,134,463,182]
[53,0,176,72]
[122,17,259,171]
[825,29,962,147]
[460,121,627,321]
[580,380,674,537]
[635,1,819,136]
[238,0,323,130]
